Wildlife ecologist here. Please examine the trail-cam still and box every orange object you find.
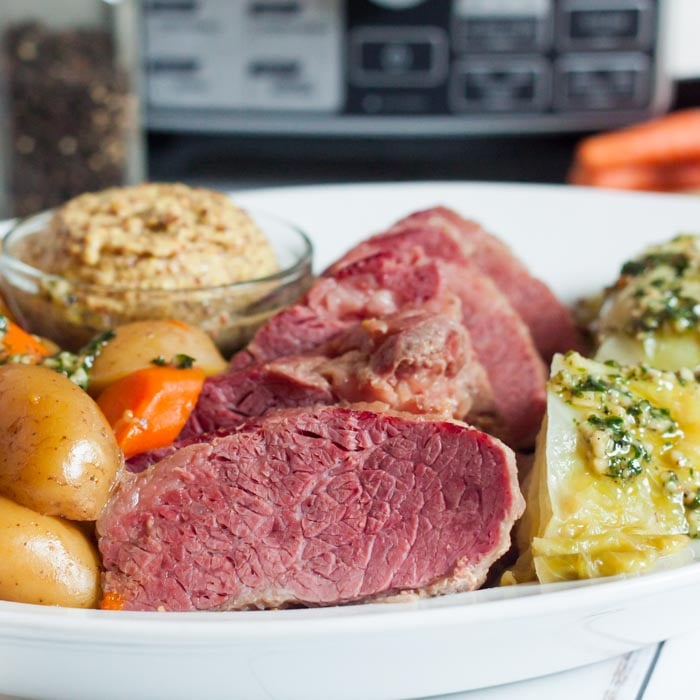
[575,109,700,171]
[100,591,125,611]
[570,159,700,192]
[0,317,53,360]
[97,365,205,458]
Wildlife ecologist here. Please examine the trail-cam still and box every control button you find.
[451,0,552,52]
[558,0,653,50]
[450,57,549,113]
[350,27,449,87]
[555,54,650,111]
[454,17,543,51]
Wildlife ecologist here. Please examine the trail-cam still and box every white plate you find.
[2,182,700,700]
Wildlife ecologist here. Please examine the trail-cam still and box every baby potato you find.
[89,319,227,395]
[0,495,100,607]
[0,364,122,521]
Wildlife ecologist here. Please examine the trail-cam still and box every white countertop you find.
[430,631,696,700]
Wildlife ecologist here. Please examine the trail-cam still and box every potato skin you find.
[89,320,227,395]
[0,495,100,607]
[0,364,122,521]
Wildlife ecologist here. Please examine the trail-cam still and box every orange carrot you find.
[575,109,700,171]
[97,365,205,458]
[569,162,662,191]
[0,316,53,360]
[569,158,700,192]
[99,591,125,611]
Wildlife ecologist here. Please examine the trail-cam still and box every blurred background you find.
[1,0,700,215]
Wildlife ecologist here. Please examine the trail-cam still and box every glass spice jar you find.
[0,0,144,218]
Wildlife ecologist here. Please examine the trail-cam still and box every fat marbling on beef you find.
[180,308,495,440]
[231,247,450,370]
[98,406,523,612]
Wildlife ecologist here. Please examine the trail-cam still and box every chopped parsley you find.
[0,321,114,390]
[174,353,195,369]
[586,414,649,481]
[598,235,700,339]
[571,375,616,395]
[36,330,115,389]
[621,251,690,278]
[686,492,700,510]
[629,284,700,334]
[151,353,197,370]
[554,356,684,484]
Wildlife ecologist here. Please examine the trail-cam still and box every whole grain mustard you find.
[31,183,278,290]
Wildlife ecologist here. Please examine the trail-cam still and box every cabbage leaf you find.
[594,235,700,370]
[504,352,700,584]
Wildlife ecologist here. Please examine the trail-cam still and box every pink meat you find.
[231,248,450,370]
[327,206,584,361]
[98,406,524,612]
[439,262,547,449]
[179,309,496,441]
[231,245,544,447]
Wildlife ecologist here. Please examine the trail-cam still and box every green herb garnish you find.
[621,252,690,277]
[150,353,196,370]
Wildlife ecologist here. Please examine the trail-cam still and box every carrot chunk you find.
[0,316,53,360]
[100,591,125,611]
[97,365,205,458]
[575,109,700,171]
[569,159,700,192]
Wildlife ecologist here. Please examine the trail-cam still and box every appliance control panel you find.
[144,0,669,135]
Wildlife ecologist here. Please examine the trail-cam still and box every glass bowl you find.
[0,209,313,356]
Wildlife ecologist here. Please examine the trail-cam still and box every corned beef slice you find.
[181,309,496,441]
[232,244,544,447]
[438,262,546,449]
[181,358,334,439]
[98,406,524,612]
[320,309,491,418]
[327,206,582,362]
[230,248,450,370]
[126,430,228,474]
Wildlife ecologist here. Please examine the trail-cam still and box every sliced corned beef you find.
[231,248,450,370]
[327,206,583,361]
[98,406,524,612]
[231,245,544,447]
[180,309,496,441]
[438,262,547,449]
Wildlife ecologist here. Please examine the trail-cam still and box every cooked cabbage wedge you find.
[504,351,700,585]
[595,234,700,370]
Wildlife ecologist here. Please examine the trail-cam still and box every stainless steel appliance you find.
[144,0,671,136]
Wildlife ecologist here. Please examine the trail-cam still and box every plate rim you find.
[0,561,698,641]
